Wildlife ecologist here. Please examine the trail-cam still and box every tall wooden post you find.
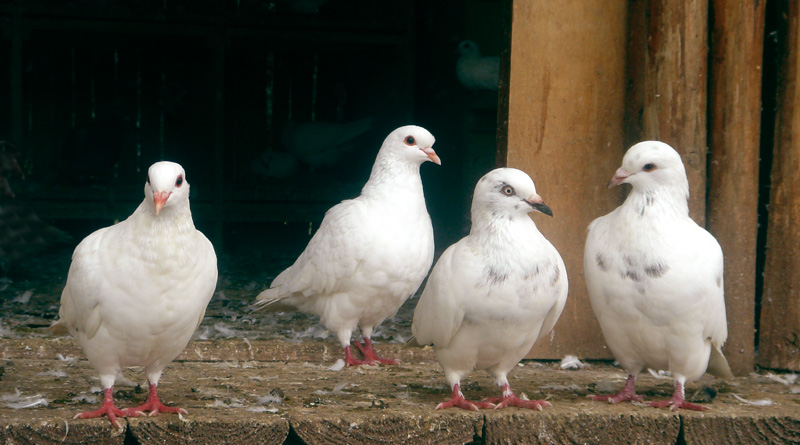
[506,0,628,359]
[706,0,765,375]
[760,1,800,372]
[637,0,709,224]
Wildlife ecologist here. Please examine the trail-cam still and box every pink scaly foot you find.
[352,338,399,365]
[435,383,496,411]
[123,383,187,417]
[650,381,707,411]
[343,345,381,366]
[484,384,552,410]
[74,387,128,429]
[588,374,644,404]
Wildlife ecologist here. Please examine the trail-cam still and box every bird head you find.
[144,161,189,216]
[381,125,440,166]
[608,141,689,196]
[472,167,552,219]
[457,40,481,57]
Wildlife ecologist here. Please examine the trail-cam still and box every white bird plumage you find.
[584,140,732,411]
[58,161,217,427]
[255,125,440,366]
[456,40,500,91]
[412,168,568,410]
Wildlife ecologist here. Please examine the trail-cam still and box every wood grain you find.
[507,0,628,360]
[706,0,765,375]
[759,0,800,371]
[638,0,709,224]
[483,411,680,445]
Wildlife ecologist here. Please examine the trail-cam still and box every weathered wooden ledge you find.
[1,338,798,444]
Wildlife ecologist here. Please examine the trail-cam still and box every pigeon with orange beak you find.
[56,161,217,427]
[255,125,440,366]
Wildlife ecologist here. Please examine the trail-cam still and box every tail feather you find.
[249,288,296,313]
[707,343,734,380]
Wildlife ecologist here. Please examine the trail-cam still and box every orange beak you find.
[420,146,441,165]
[153,191,170,215]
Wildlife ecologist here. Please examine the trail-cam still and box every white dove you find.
[412,168,568,410]
[58,161,217,427]
[584,141,733,411]
[255,125,440,366]
[456,40,500,91]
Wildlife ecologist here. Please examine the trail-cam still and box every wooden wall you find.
[507,0,628,360]
[760,0,800,371]
[507,0,791,374]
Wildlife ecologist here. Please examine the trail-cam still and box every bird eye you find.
[175,175,184,187]
[643,163,656,172]
[501,185,515,196]
[404,136,416,146]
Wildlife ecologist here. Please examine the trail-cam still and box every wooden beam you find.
[706,1,765,375]
[506,0,628,359]
[638,0,709,224]
[760,0,800,371]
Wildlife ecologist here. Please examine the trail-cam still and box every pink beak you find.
[608,167,630,188]
[420,147,441,165]
[153,191,170,215]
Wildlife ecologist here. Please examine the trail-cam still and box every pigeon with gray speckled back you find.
[584,141,733,411]
[412,168,567,410]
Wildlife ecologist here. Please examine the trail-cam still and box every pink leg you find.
[352,338,398,365]
[588,374,644,404]
[650,380,707,411]
[483,384,552,410]
[74,387,128,429]
[123,383,187,417]
[435,383,496,411]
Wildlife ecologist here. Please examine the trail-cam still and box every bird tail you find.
[402,335,428,349]
[707,343,734,380]
[249,287,296,313]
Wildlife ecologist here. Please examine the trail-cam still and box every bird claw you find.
[490,395,551,410]
[650,399,707,411]
[435,398,492,411]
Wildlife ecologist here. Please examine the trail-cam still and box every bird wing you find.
[58,227,114,340]
[258,198,369,301]
[690,226,728,348]
[536,253,569,343]
[411,241,475,348]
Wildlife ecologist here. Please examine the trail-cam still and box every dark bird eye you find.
[404,136,416,146]
[643,163,656,172]
[501,185,515,196]
[175,176,184,187]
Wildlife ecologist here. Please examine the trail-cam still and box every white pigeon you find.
[456,40,500,91]
[584,141,733,411]
[256,125,440,366]
[412,168,568,410]
[58,161,218,427]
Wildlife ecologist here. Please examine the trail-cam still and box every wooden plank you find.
[705,1,765,375]
[759,1,800,371]
[638,0,709,224]
[484,411,679,445]
[506,0,628,359]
